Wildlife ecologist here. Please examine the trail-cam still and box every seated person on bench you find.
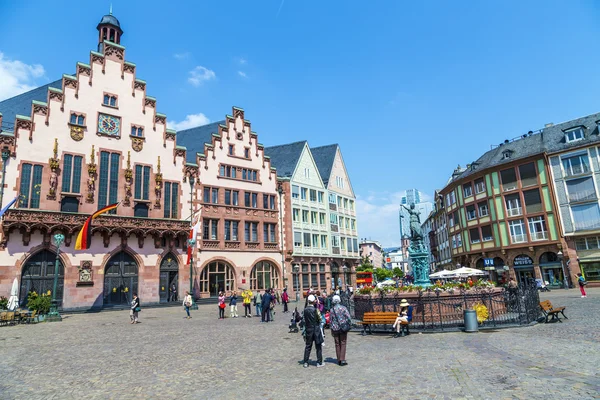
[392,299,412,337]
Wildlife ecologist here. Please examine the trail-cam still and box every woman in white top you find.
[183,291,193,319]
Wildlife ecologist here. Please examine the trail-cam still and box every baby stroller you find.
[289,307,302,333]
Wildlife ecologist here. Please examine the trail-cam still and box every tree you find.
[357,255,374,272]
[374,267,393,282]
[392,267,404,278]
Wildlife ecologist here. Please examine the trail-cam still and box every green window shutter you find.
[72,156,83,193]
[98,151,110,208]
[171,183,179,218]
[134,165,142,199]
[164,182,171,218]
[143,166,150,200]
[62,154,73,192]
[31,165,43,209]
[19,164,32,208]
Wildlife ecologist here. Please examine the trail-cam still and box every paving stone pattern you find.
[1,289,599,399]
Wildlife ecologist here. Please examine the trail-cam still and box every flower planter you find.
[37,314,46,322]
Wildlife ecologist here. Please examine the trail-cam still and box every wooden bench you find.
[361,312,398,335]
[540,300,567,323]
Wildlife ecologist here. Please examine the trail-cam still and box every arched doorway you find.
[539,252,563,288]
[159,253,179,303]
[199,261,235,296]
[343,263,352,288]
[19,250,64,307]
[250,261,280,290]
[331,263,341,290]
[104,252,138,306]
[513,254,534,285]
[493,257,506,284]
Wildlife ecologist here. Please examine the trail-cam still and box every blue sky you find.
[2,1,600,246]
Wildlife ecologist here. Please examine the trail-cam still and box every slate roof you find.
[0,79,62,131]
[310,144,338,186]
[175,121,225,163]
[452,111,600,183]
[263,141,307,178]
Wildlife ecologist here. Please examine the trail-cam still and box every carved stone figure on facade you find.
[49,171,58,196]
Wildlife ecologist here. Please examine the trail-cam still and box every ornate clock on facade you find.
[98,113,121,137]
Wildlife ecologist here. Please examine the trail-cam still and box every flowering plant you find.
[26,291,52,314]
[0,296,7,310]
[472,302,489,323]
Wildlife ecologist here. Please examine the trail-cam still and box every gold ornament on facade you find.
[154,157,163,208]
[70,125,84,141]
[131,137,144,152]
[123,151,133,206]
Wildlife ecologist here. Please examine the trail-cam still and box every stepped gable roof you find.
[175,121,225,163]
[310,144,338,185]
[0,79,62,129]
[264,141,307,178]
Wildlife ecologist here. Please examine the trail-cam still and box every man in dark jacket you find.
[302,295,324,368]
[261,289,272,323]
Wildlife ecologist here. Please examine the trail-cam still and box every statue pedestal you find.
[410,249,431,288]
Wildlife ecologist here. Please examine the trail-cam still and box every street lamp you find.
[293,264,300,302]
[557,251,569,290]
[47,233,64,322]
[188,175,198,310]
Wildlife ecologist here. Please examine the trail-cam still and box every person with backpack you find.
[282,288,289,313]
[329,294,351,366]
[577,273,588,298]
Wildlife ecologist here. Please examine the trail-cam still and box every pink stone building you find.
[0,13,283,309]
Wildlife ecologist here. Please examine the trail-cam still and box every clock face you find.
[98,114,121,136]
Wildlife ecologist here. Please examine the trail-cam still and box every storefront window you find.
[580,262,600,281]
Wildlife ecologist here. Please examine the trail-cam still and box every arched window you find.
[104,252,138,306]
[20,250,64,306]
[250,261,280,290]
[199,261,235,296]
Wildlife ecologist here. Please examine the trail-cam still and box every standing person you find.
[302,295,324,368]
[242,288,253,318]
[577,273,588,298]
[261,289,272,323]
[182,291,193,319]
[218,291,226,319]
[269,289,276,322]
[130,293,140,324]
[329,295,352,366]
[255,290,263,317]
[170,282,177,302]
[229,291,239,318]
[282,288,289,313]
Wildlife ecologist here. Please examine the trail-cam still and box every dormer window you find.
[565,127,584,143]
[502,150,514,160]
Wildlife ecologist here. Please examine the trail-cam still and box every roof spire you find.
[109,3,113,15]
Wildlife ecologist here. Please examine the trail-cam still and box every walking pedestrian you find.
[282,287,289,313]
[577,273,588,298]
[218,291,226,319]
[130,293,140,324]
[329,295,352,366]
[229,291,239,318]
[261,289,272,322]
[242,288,253,317]
[183,291,192,319]
[255,290,263,317]
[302,295,324,368]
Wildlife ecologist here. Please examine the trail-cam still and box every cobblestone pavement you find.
[1,289,599,400]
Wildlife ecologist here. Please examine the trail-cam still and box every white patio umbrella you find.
[453,267,487,277]
[7,278,19,311]
[429,269,455,278]
[376,279,397,288]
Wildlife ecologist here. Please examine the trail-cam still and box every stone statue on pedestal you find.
[402,203,431,287]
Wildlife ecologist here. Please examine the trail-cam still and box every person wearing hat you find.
[302,294,324,368]
[329,294,352,366]
[392,299,411,337]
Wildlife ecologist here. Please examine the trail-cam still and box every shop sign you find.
[514,255,533,266]
[484,258,494,267]
[484,267,495,271]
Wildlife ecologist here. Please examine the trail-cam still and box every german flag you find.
[74,203,120,250]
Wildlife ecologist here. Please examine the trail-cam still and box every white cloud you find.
[187,66,216,87]
[174,52,190,60]
[237,71,247,78]
[167,113,210,131]
[238,57,247,65]
[356,191,406,248]
[0,52,45,101]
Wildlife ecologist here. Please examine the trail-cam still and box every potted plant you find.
[26,291,52,321]
[0,295,7,310]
